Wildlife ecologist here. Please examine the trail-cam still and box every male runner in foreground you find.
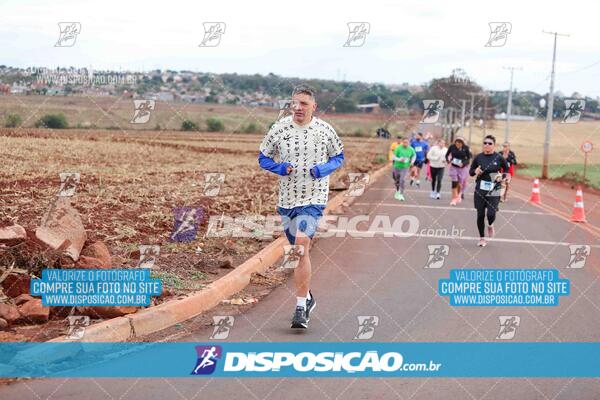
[258,85,344,329]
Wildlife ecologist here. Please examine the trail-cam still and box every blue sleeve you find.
[311,152,345,179]
[258,152,290,176]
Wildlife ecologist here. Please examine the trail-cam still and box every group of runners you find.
[258,85,518,329]
[390,132,518,246]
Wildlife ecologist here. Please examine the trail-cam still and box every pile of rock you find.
[0,196,138,331]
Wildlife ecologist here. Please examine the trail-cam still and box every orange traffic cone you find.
[529,178,541,204]
[570,187,587,223]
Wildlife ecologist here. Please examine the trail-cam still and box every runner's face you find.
[291,93,316,124]
[483,140,495,153]
[455,140,463,149]
[402,139,409,147]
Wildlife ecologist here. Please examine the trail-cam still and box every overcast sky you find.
[1,0,599,97]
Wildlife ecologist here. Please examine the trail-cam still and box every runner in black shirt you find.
[469,135,509,247]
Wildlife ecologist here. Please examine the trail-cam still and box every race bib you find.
[479,180,493,191]
[415,146,423,152]
[451,158,463,167]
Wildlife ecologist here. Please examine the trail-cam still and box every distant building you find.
[357,103,381,113]
[157,92,175,102]
[494,113,535,121]
[10,84,28,94]
[47,88,65,95]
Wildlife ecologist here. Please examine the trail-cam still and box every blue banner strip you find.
[1,342,600,378]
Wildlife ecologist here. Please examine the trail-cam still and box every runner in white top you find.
[259,116,343,208]
[426,139,448,199]
[258,85,344,329]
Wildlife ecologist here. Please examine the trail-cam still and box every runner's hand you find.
[286,165,294,175]
[475,166,482,176]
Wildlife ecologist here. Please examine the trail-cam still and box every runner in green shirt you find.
[391,137,417,201]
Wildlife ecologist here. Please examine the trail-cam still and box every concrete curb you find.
[50,163,392,343]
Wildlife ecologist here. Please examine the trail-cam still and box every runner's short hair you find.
[484,134,496,143]
[292,85,316,100]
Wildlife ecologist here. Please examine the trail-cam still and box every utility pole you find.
[503,66,522,143]
[542,30,569,179]
[468,92,476,145]
[460,99,467,133]
[483,93,488,135]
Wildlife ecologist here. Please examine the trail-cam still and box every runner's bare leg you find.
[294,232,311,297]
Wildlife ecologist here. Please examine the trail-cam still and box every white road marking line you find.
[369,188,468,195]
[353,202,550,216]
[325,229,600,248]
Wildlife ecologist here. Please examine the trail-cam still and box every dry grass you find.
[465,120,600,166]
[0,128,390,284]
[0,95,416,136]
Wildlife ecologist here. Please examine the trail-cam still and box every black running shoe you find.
[291,306,308,329]
[306,291,316,316]
[461,193,465,200]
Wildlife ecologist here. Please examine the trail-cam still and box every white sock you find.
[296,297,307,308]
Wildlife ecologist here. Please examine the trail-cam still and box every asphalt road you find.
[3,173,599,399]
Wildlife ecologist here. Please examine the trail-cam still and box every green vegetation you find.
[34,113,68,129]
[181,119,199,131]
[374,154,387,164]
[241,121,261,134]
[206,117,225,132]
[4,113,22,128]
[518,164,600,189]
